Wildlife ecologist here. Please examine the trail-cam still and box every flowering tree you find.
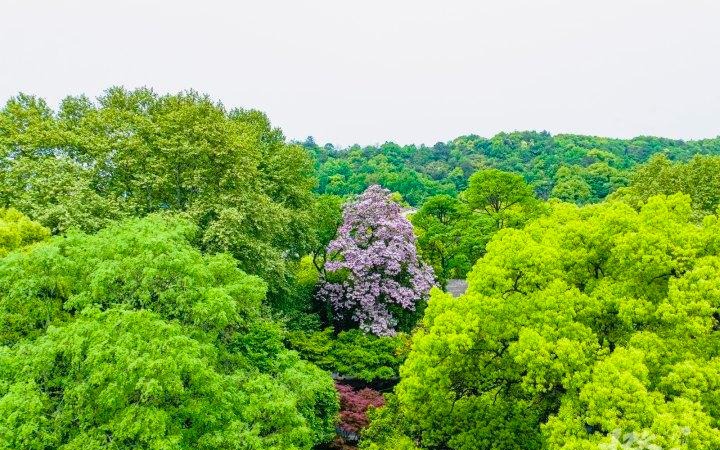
[318,185,434,336]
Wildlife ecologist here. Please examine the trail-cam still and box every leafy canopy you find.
[365,194,720,449]
[286,328,409,382]
[309,131,720,206]
[0,88,317,296]
[612,153,720,220]
[0,215,338,449]
[412,169,540,287]
[0,208,49,257]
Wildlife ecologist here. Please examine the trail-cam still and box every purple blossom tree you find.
[318,185,435,336]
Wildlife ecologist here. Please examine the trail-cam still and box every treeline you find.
[306,131,720,206]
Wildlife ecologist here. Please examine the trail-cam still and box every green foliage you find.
[412,170,540,286]
[612,153,720,219]
[0,88,317,297]
[310,194,344,273]
[8,88,720,449]
[309,131,720,206]
[411,195,493,286]
[275,256,324,332]
[464,168,540,229]
[0,214,267,345]
[361,395,420,450]
[309,142,458,206]
[286,328,409,382]
[364,194,720,449]
[0,208,49,257]
[550,165,594,204]
[0,215,338,449]
[0,308,337,450]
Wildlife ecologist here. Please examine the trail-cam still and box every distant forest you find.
[304,132,720,206]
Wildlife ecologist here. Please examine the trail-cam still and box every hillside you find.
[305,132,720,205]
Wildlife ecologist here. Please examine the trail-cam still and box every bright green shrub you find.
[287,328,409,382]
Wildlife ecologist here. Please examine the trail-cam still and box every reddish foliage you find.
[327,436,358,450]
[336,383,385,434]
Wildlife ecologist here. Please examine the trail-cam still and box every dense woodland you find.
[2,88,720,449]
[306,132,720,206]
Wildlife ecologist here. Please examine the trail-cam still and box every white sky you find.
[1,0,719,146]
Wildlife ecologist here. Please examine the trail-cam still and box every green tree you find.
[364,194,720,449]
[286,328,410,382]
[550,165,593,204]
[411,195,493,287]
[0,88,317,298]
[313,130,720,206]
[464,168,538,229]
[612,154,720,219]
[310,194,344,273]
[0,215,338,449]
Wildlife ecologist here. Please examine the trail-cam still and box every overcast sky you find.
[1,0,719,146]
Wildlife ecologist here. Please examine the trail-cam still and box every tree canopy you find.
[411,170,540,287]
[6,86,720,450]
[318,185,434,336]
[365,194,720,449]
[0,88,317,296]
[0,208,49,257]
[0,215,337,449]
[612,154,720,220]
[306,131,720,206]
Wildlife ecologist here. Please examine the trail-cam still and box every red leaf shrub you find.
[336,383,385,434]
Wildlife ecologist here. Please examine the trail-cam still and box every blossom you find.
[317,185,435,335]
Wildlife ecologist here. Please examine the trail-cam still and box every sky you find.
[1,0,719,146]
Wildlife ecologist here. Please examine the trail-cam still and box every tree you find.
[364,194,720,449]
[0,214,338,449]
[611,154,720,220]
[0,157,127,234]
[286,328,409,382]
[551,165,593,204]
[0,88,317,298]
[314,131,720,207]
[464,168,538,228]
[317,185,434,336]
[336,384,385,437]
[311,194,344,273]
[411,171,539,289]
[411,195,493,287]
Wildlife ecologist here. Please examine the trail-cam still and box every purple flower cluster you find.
[318,185,435,336]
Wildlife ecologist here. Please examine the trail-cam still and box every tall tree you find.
[411,195,493,288]
[463,168,538,228]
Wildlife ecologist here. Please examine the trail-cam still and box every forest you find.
[2,88,720,450]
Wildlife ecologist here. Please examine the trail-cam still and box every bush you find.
[0,208,49,257]
[287,328,409,382]
[336,383,385,434]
